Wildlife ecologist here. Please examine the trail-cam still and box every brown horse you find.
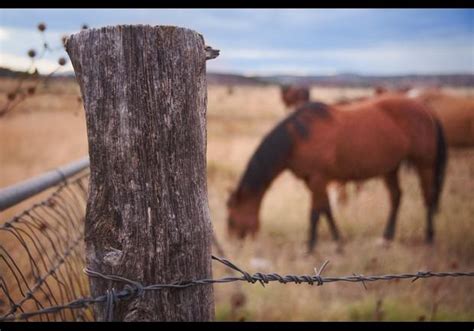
[227,95,447,253]
[406,88,474,148]
[280,85,310,111]
[280,84,366,207]
[376,86,474,148]
[280,84,385,108]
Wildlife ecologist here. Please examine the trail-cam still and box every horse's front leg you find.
[308,179,330,254]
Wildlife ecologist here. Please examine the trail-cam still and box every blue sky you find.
[0,9,473,76]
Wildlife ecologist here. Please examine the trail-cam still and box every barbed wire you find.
[2,253,473,321]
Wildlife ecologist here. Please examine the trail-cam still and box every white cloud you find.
[1,19,472,76]
[0,25,74,46]
[0,25,74,74]
[221,38,474,75]
[0,27,9,41]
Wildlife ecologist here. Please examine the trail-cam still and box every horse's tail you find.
[432,118,447,213]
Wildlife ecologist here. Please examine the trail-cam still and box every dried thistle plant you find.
[0,22,88,117]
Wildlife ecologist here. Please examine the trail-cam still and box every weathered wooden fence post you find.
[66,25,216,321]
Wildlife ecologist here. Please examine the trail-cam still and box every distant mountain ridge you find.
[244,73,474,87]
[206,72,474,87]
[1,67,472,87]
[206,72,268,86]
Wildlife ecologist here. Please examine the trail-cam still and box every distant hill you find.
[206,72,267,86]
[253,73,474,88]
[209,72,474,87]
[0,67,39,78]
[0,67,76,81]
[0,67,267,86]
[1,67,472,87]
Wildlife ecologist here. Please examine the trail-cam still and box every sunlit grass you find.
[1,80,473,321]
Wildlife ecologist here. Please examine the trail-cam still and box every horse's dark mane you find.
[234,102,330,200]
[237,116,292,194]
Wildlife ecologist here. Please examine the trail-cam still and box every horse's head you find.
[374,85,388,95]
[280,85,310,109]
[280,85,292,107]
[226,190,260,240]
[397,85,413,94]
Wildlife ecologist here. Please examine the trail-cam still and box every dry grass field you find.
[1,78,473,321]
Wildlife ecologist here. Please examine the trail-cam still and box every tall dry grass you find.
[1,79,473,321]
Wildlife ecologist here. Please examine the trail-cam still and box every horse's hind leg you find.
[382,168,402,241]
[323,205,340,242]
[323,204,344,253]
[415,166,436,244]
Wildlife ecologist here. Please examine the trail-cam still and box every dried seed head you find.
[82,24,89,30]
[58,57,67,66]
[27,87,36,95]
[7,92,16,101]
[37,23,46,32]
[27,49,36,58]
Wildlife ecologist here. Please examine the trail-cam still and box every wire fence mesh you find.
[0,170,92,321]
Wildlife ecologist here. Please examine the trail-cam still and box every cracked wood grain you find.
[66,25,214,321]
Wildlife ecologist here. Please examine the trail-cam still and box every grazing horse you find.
[280,85,310,111]
[406,88,474,148]
[227,95,447,253]
[378,86,474,148]
[280,84,366,207]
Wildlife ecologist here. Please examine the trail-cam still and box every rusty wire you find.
[1,253,473,321]
[0,171,92,322]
